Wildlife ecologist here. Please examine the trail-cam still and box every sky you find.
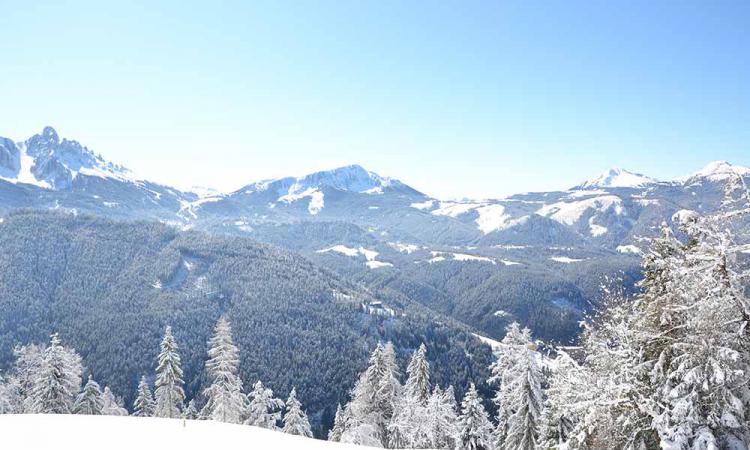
[1,0,749,199]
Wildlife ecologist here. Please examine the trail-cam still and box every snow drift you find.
[0,414,363,450]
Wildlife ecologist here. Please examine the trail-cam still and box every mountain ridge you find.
[3,127,750,202]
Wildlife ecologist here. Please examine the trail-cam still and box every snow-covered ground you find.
[0,414,362,450]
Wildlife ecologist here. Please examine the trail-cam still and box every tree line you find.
[0,318,313,438]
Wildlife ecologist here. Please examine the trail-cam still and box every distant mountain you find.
[0,126,135,189]
[684,160,750,184]
[0,127,192,222]
[573,167,659,189]
[1,127,749,344]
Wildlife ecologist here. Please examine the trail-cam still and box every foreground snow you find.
[0,414,361,450]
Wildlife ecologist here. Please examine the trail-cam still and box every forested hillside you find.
[0,210,494,436]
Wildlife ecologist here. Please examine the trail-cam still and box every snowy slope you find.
[0,414,362,450]
[684,160,750,184]
[573,167,658,189]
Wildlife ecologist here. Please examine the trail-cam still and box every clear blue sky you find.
[1,0,748,198]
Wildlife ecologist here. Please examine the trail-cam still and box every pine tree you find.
[29,333,82,414]
[648,211,750,448]
[133,375,155,417]
[243,380,283,429]
[201,317,243,423]
[12,344,44,413]
[489,323,544,450]
[73,375,104,415]
[101,386,128,416]
[538,351,582,449]
[426,385,459,449]
[404,344,430,405]
[328,403,345,442]
[184,399,200,420]
[375,342,400,444]
[0,374,14,414]
[388,343,431,448]
[282,387,313,437]
[456,383,492,450]
[340,342,402,447]
[154,326,185,418]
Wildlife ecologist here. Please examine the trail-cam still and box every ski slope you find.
[0,414,362,450]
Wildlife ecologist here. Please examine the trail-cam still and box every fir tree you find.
[538,351,582,449]
[184,399,200,420]
[12,344,44,413]
[456,383,492,450]
[0,374,15,414]
[489,323,544,450]
[374,342,401,443]
[243,380,283,429]
[133,375,155,417]
[101,386,128,416]
[404,343,430,405]
[29,333,82,414]
[388,343,432,448]
[154,326,185,418]
[426,385,459,449]
[340,342,402,447]
[73,375,104,415]
[201,317,243,423]
[328,403,345,442]
[282,387,313,438]
[648,211,750,448]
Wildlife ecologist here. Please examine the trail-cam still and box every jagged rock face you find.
[23,126,127,189]
[0,138,20,179]
[0,127,191,221]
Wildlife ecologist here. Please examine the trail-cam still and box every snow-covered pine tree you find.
[375,342,401,445]
[489,323,544,450]
[184,399,200,420]
[572,299,653,449]
[73,375,104,415]
[101,386,128,416]
[404,343,430,405]
[340,342,402,447]
[201,318,243,423]
[12,344,44,413]
[28,333,82,414]
[0,375,9,414]
[426,385,459,449]
[154,326,185,418]
[388,343,431,448]
[0,373,21,414]
[243,380,283,429]
[328,403,345,442]
[133,375,155,417]
[538,351,584,449]
[282,387,313,437]
[456,383,493,450]
[647,209,750,448]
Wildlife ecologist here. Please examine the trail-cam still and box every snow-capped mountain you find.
[0,126,136,189]
[243,164,407,197]
[0,127,192,222]
[3,127,748,250]
[573,167,659,189]
[226,164,421,215]
[684,160,750,184]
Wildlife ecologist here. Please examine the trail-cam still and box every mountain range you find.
[2,127,749,343]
